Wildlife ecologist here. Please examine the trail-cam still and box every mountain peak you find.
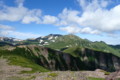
[64,34,81,39]
[0,37,22,42]
[47,34,62,37]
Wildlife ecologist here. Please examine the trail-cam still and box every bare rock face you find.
[21,46,120,71]
[106,70,120,80]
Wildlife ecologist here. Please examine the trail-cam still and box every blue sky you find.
[0,0,120,45]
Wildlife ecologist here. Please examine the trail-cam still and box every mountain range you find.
[1,34,120,80]
[1,34,120,57]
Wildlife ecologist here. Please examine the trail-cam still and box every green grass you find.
[88,77,105,80]
[5,55,49,73]
[116,78,120,80]
[0,48,49,73]
[99,70,110,75]
[48,73,58,77]
[7,76,36,80]
[63,47,81,57]
[7,76,25,80]
[19,40,39,45]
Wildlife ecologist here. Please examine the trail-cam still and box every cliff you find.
[1,45,119,72]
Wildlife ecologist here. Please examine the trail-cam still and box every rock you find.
[106,70,120,80]
[95,69,103,72]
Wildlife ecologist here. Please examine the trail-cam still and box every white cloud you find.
[78,3,120,32]
[58,0,120,35]
[58,8,101,34]
[6,31,40,39]
[0,0,59,25]
[77,0,88,10]
[15,0,24,7]
[22,9,41,24]
[0,24,40,39]
[0,30,9,36]
[22,16,40,24]
[60,26,100,34]
[0,24,14,30]
[100,0,109,8]
[42,15,58,24]
[0,0,41,24]
[60,26,80,33]
[0,24,14,36]
[58,8,80,26]
[0,6,26,21]
[77,0,109,11]
[80,27,100,34]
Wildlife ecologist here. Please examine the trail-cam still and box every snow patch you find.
[44,42,48,44]
[48,36,53,40]
[55,36,58,39]
[39,40,43,43]
[51,40,55,42]
[66,46,69,47]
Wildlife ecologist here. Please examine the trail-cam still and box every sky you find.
[0,0,120,45]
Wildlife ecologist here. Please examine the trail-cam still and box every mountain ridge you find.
[0,34,120,57]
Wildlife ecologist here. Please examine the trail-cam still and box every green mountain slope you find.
[0,45,120,72]
[1,34,120,57]
[109,45,120,49]
[44,34,120,57]
[0,45,49,73]
[63,47,120,71]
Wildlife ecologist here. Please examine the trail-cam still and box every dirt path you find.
[0,57,32,80]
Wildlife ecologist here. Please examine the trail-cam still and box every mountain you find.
[1,35,120,79]
[6,34,62,45]
[109,45,120,50]
[36,34,120,57]
[0,45,120,72]
[0,37,22,42]
[0,37,23,46]
[36,34,62,46]
[1,34,120,57]
[0,41,14,46]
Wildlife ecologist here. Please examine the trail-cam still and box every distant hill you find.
[0,41,14,46]
[109,45,120,49]
[0,37,22,42]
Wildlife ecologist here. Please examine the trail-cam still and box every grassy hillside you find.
[45,34,120,57]
[63,47,120,71]
[0,46,49,73]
